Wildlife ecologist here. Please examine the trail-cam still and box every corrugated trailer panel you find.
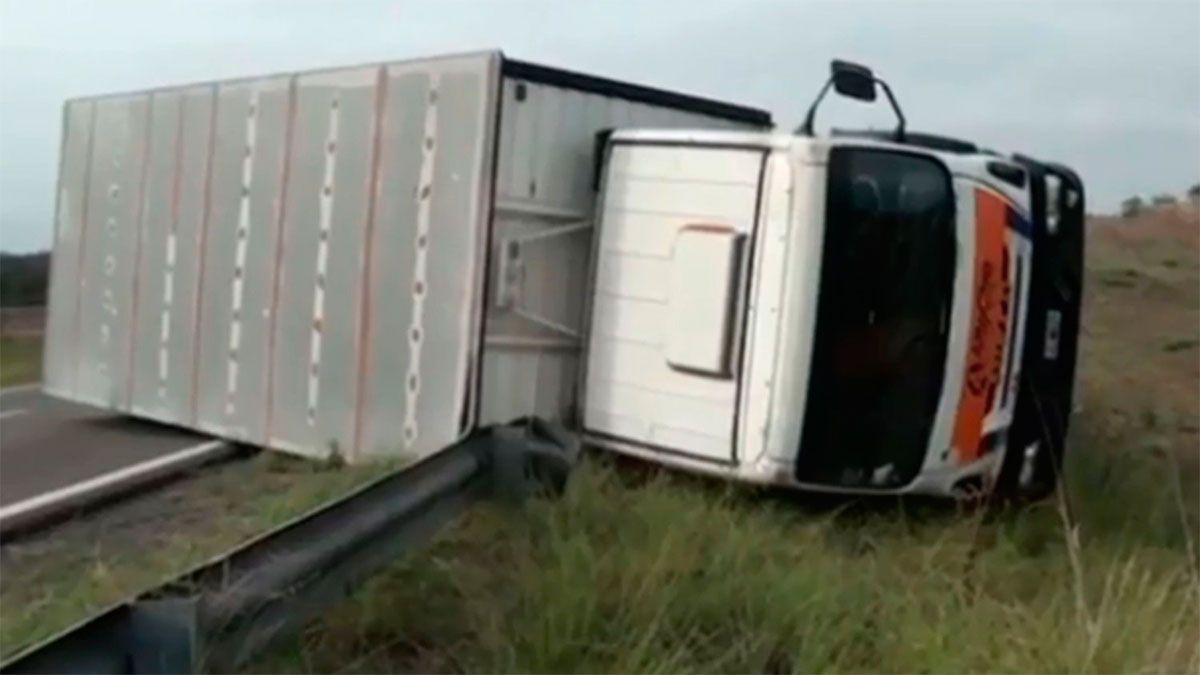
[126,90,182,416]
[190,76,290,441]
[354,53,499,461]
[71,95,150,408]
[128,86,216,425]
[478,74,766,426]
[408,60,497,455]
[46,52,499,463]
[355,67,428,458]
[267,65,377,456]
[264,55,497,460]
[43,101,95,397]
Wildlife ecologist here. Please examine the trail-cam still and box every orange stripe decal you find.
[952,189,1012,462]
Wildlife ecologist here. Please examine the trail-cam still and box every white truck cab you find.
[582,122,1082,498]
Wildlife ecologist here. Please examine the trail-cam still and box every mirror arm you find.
[797,78,833,136]
[797,68,907,142]
[876,79,906,142]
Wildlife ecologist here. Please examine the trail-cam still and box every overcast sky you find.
[1,0,1198,252]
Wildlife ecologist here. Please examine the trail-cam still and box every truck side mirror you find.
[831,60,876,102]
[797,59,906,143]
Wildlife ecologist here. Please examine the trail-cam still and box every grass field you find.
[0,336,41,387]
[0,454,396,659]
[1,206,1197,672]
[255,207,1200,673]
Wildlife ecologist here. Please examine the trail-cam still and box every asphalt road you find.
[0,384,213,507]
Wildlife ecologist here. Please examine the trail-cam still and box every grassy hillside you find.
[252,206,1199,672]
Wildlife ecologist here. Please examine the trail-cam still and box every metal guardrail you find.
[1,418,578,674]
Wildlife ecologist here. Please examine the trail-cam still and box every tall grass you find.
[254,213,1198,672]
[261,421,1198,673]
[0,454,395,660]
[0,336,41,386]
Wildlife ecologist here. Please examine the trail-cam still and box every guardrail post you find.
[127,598,199,674]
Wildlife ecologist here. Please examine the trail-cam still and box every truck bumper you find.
[997,160,1086,499]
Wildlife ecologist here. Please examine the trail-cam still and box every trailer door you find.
[582,142,766,464]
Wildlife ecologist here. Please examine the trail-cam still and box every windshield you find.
[795,147,955,488]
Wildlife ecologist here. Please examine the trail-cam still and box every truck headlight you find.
[1045,175,1062,235]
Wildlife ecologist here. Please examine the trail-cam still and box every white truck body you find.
[43,51,1084,498]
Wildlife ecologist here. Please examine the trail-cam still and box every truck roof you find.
[609,128,797,149]
[503,59,772,127]
[61,50,774,129]
[609,128,1028,170]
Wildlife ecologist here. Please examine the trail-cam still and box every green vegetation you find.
[250,442,1196,673]
[1120,196,1144,217]
[0,336,42,387]
[0,454,396,659]
[256,210,1200,673]
[0,252,49,307]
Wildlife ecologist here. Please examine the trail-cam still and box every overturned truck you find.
[43,52,1083,499]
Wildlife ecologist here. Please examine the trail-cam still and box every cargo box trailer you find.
[42,54,1082,499]
[42,50,770,464]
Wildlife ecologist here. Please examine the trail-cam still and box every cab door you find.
[581,141,766,464]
